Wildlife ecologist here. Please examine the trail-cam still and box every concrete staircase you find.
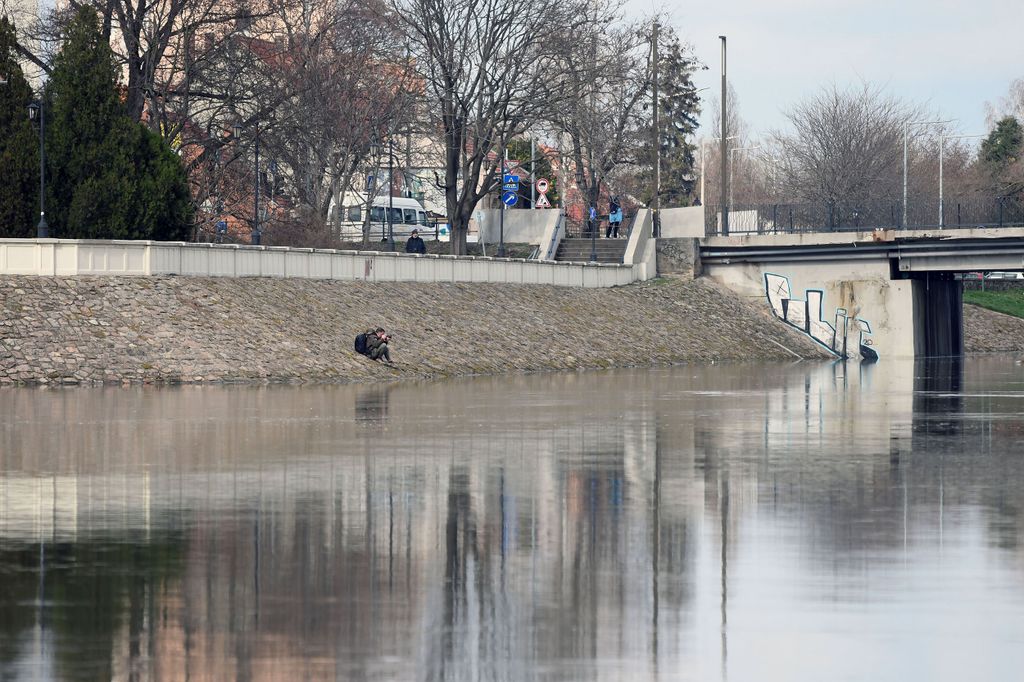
[554,238,628,264]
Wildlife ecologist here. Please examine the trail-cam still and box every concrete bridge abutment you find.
[699,227,1024,361]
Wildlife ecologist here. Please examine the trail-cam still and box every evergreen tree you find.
[0,17,40,237]
[654,34,700,208]
[981,116,1022,168]
[47,6,192,240]
[980,116,1023,199]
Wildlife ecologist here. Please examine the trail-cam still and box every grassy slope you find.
[964,289,1024,318]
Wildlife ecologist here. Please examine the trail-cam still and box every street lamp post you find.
[728,146,761,211]
[233,121,262,245]
[939,133,983,228]
[903,119,951,227]
[719,35,728,235]
[387,139,396,252]
[498,139,507,257]
[28,97,49,238]
[370,134,398,252]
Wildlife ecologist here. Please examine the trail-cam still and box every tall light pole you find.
[28,94,49,238]
[903,119,950,228]
[651,21,661,238]
[701,135,737,207]
[387,138,396,252]
[728,146,761,210]
[498,138,507,257]
[233,121,262,245]
[370,134,398,252]
[939,133,983,228]
[719,36,729,236]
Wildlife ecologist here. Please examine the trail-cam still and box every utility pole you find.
[531,135,536,208]
[652,21,660,238]
[719,35,728,236]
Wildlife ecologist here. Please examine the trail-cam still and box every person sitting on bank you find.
[405,229,426,254]
[365,327,393,363]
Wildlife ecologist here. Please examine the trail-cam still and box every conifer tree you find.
[0,17,39,237]
[46,6,193,240]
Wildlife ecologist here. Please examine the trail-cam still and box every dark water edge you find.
[2,357,1024,681]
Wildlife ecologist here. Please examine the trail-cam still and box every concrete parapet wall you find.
[660,206,705,238]
[0,239,636,288]
[624,209,657,279]
[476,209,560,245]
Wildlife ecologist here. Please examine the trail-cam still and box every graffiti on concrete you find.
[764,273,877,360]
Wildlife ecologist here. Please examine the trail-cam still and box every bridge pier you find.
[910,274,963,358]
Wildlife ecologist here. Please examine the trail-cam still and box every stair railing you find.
[541,211,565,261]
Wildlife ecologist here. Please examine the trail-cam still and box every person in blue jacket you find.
[607,198,623,238]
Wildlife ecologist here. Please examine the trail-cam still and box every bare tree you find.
[395,0,588,254]
[545,3,652,227]
[986,77,1024,127]
[767,83,930,208]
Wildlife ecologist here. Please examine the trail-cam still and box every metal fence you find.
[705,197,1024,236]
[564,210,638,239]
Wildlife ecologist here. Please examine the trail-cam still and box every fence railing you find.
[705,197,1024,235]
[564,210,636,239]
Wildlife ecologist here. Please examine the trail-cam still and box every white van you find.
[333,193,435,241]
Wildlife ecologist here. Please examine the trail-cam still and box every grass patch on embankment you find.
[964,289,1024,318]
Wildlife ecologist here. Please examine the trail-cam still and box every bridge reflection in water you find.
[2,359,1024,681]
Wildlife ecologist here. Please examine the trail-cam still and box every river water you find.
[2,358,1024,681]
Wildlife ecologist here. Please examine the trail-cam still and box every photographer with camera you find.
[364,327,394,364]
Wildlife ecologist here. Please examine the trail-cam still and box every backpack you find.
[354,333,369,355]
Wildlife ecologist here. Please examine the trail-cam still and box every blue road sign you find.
[502,191,518,206]
[502,173,520,192]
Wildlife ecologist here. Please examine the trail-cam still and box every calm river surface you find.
[2,358,1024,681]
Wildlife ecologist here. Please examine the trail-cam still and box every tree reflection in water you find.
[1,359,1024,680]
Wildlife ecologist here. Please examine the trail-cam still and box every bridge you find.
[697,226,1024,361]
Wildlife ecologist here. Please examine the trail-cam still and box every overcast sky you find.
[640,0,1023,142]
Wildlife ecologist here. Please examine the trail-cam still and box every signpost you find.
[535,178,551,209]
[502,191,518,207]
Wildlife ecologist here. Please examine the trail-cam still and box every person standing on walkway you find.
[588,204,597,237]
[607,198,622,238]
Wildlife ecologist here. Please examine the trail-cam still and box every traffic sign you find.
[535,194,551,208]
[536,178,549,194]
[502,191,518,206]
[502,173,520,192]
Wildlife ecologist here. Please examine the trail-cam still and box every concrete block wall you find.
[0,239,638,288]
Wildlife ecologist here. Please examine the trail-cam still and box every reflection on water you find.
[2,358,1024,681]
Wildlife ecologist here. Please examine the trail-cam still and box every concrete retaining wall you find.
[0,238,636,288]
[476,209,560,245]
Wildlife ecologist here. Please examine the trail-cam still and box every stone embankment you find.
[0,276,834,386]
[963,304,1024,353]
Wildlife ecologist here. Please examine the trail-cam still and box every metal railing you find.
[705,197,1024,236]
[564,210,636,239]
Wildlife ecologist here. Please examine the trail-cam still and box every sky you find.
[639,0,1024,143]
